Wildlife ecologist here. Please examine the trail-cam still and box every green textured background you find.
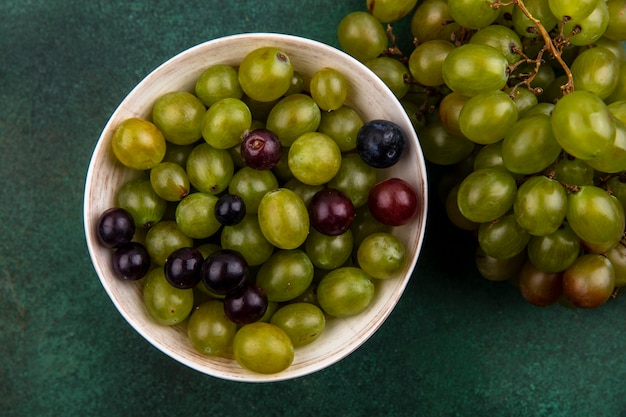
[2,1,626,416]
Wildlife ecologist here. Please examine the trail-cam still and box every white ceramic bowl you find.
[84,33,428,382]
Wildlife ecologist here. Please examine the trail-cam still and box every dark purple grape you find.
[308,188,355,236]
[356,119,407,168]
[224,281,268,324]
[200,249,249,295]
[97,207,136,248]
[164,247,204,289]
[112,242,151,281]
[214,194,247,226]
[240,128,282,170]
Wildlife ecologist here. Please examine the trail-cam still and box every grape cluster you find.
[337,0,626,309]
[97,45,421,374]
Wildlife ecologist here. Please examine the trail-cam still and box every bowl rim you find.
[83,32,429,382]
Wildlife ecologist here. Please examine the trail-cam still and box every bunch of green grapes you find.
[338,0,626,309]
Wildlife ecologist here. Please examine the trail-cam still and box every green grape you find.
[187,300,237,356]
[408,40,455,87]
[511,0,558,39]
[522,102,554,118]
[228,166,279,214]
[442,44,509,97]
[419,120,475,165]
[563,0,610,46]
[401,100,427,133]
[518,260,563,307]
[608,176,626,213]
[548,0,598,21]
[233,322,294,374]
[438,92,469,137]
[584,118,626,174]
[357,232,406,279]
[551,91,615,160]
[511,63,556,98]
[117,178,167,228]
[257,188,309,250]
[469,24,523,64]
[242,95,280,121]
[220,214,274,266]
[201,98,252,149]
[563,253,615,308]
[605,243,626,287]
[540,74,569,104]
[258,301,279,323]
[509,88,539,116]
[175,192,221,239]
[604,0,626,42]
[310,68,349,111]
[514,176,567,236]
[327,153,377,208]
[365,57,411,99]
[304,228,354,270]
[255,249,314,302]
[527,224,582,273]
[186,143,234,194]
[473,142,506,172]
[270,303,326,347]
[149,161,190,202]
[287,132,341,185]
[570,46,620,100]
[478,213,531,260]
[317,105,364,152]
[238,47,294,102]
[316,267,375,317]
[566,185,625,249]
[285,72,304,96]
[351,205,392,249]
[554,155,595,186]
[457,168,518,223]
[448,0,499,29]
[195,64,243,107]
[475,247,526,281]
[367,0,419,23]
[152,91,205,145]
[608,100,626,123]
[459,90,519,145]
[196,242,221,259]
[445,184,480,231]
[143,267,194,325]
[411,0,461,42]
[606,64,626,104]
[337,11,388,62]
[284,178,324,206]
[271,147,294,183]
[111,117,166,170]
[266,94,321,147]
[502,114,561,175]
[162,142,194,167]
[592,37,626,63]
[144,220,193,265]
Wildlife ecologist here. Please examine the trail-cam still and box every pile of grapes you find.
[96,45,420,374]
[337,0,626,308]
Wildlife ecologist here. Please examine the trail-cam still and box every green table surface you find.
[2,1,626,416]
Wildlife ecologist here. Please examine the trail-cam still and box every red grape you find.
[308,188,356,236]
[368,178,419,226]
[240,128,282,170]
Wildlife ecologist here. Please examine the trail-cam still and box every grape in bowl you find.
[83,33,428,382]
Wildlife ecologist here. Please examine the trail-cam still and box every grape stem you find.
[493,0,574,95]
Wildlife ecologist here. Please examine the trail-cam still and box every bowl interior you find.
[84,33,428,382]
